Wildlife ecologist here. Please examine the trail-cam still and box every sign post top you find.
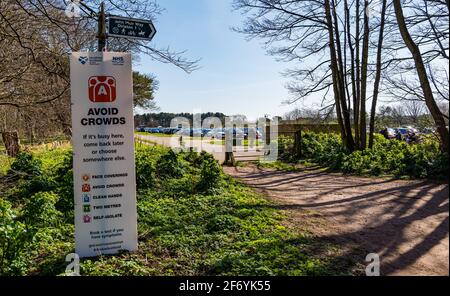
[107,16,156,41]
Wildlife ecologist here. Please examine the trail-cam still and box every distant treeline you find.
[134,112,227,127]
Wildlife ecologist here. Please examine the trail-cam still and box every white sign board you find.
[70,52,137,258]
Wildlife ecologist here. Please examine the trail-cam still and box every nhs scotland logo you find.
[112,56,124,65]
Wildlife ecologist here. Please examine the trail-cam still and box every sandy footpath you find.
[224,165,449,276]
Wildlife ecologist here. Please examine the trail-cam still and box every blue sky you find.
[134,0,303,119]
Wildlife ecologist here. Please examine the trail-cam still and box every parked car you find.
[380,128,396,139]
[395,127,410,140]
[169,128,181,134]
[223,128,245,140]
[206,128,225,140]
[160,127,170,134]
[386,128,396,139]
[179,128,191,136]
[192,128,204,137]
[201,128,212,137]
[244,127,263,140]
[421,127,436,134]
[403,126,419,134]
[147,127,159,133]
[180,128,205,137]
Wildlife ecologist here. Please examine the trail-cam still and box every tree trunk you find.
[393,0,449,152]
[324,0,350,149]
[369,0,387,149]
[354,0,361,146]
[359,0,370,149]
[345,0,358,143]
[2,131,20,157]
[331,0,355,150]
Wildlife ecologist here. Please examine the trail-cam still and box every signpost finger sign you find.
[108,16,157,41]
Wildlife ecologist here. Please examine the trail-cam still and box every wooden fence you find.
[265,123,341,159]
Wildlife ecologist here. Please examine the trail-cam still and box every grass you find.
[135,137,157,147]
[209,139,264,149]
[137,133,263,148]
[1,144,356,276]
[136,132,178,138]
[257,161,303,171]
[257,160,401,180]
[0,154,11,176]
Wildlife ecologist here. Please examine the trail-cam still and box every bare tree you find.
[283,106,335,123]
[391,105,406,126]
[403,100,426,124]
[369,0,388,148]
[235,0,391,151]
[0,0,198,147]
[393,0,449,152]
[234,0,403,152]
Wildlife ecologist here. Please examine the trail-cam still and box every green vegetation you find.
[276,132,449,179]
[135,132,174,137]
[0,145,353,276]
[209,139,263,147]
[0,154,11,176]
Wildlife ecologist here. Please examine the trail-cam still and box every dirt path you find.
[224,165,449,276]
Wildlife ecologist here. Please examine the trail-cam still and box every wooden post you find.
[97,2,107,52]
[294,129,302,159]
[224,128,233,165]
[265,122,271,146]
[224,151,233,165]
[2,131,20,157]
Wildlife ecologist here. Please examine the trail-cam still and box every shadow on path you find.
[225,165,449,275]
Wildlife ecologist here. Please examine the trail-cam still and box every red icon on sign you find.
[83,215,91,223]
[82,184,91,192]
[88,76,116,102]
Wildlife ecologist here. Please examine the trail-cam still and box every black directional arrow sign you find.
[108,16,156,41]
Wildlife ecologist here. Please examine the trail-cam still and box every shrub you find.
[181,150,204,168]
[277,136,296,163]
[135,147,156,190]
[0,198,33,275]
[52,151,74,219]
[196,153,222,193]
[21,192,62,228]
[280,131,448,179]
[156,150,184,179]
[8,152,42,178]
[301,132,347,165]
